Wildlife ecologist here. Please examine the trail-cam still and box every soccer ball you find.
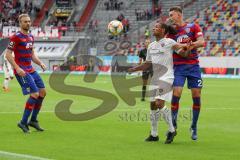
[108,20,123,36]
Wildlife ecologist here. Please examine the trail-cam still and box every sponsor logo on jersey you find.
[26,42,33,49]
[197,32,203,36]
[177,35,191,43]
[8,41,15,49]
[185,27,190,33]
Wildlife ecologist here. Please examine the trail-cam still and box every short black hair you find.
[169,6,183,13]
[159,23,177,35]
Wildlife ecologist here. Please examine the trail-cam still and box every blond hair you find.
[18,14,30,22]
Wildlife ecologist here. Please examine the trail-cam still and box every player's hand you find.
[40,63,46,72]
[186,41,194,51]
[177,44,190,57]
[16,67,26,76]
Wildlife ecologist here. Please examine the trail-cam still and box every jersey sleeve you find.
[166,38,177,49]
[7,35,18,51]
[193,23,203,39]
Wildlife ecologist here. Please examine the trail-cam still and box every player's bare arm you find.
[128,61,152,73]
[5,49,26,76]
[189,36,205,50]
[172,43,190,57]
[32,49,46,71]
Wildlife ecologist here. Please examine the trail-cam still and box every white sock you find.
[150,109,160,137]
[160,106,175,133]
[3,79,9,89]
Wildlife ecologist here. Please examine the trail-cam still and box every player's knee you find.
[155,99,164,109]
[39,90,46,98]
[42,92,46,98]
[173,87,183,97]
[192,93,200,97]
[31,92,39,99]
[150,102,158,110]
[191,88,201,97]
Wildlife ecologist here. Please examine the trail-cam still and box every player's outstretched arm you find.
[32,49,46,71]
[5,49,25,76]
[189,36,205,50]
[188,24,205,50]
[128,61,152,73]
[172,43,190,57]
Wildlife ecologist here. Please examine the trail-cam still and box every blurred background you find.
[0,0,239,76]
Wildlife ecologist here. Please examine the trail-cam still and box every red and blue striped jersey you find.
[169,23,203,65]
[7,31,35,74]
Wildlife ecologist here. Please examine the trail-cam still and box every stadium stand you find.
[87,0,156,54]
[188,0,240,56]
[104,0,124,11]
[0,0,239,72]
[85,0,219,55]
[0,0,46,27]
[76,0,97,32]
[32,0,54,27]
[128,0,239,57]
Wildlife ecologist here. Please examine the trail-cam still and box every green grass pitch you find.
[0,74,240,160]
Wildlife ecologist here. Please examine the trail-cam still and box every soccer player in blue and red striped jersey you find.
[167,6,205,140]
[5,14,47,133]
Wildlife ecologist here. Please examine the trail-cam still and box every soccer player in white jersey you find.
[3,50,14,92]
[128,22,190,144]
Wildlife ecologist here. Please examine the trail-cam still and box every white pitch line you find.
[0,107,240,114]
[0,150,53,160]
